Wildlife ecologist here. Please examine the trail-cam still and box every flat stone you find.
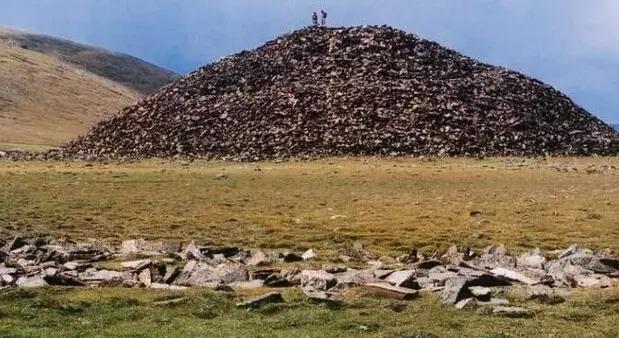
[440,277,470,304]
[236,292,284,308]
[469,286,492,301]
[16,276,48,288]
[179,242,207,261]
[121,259,152,270]
[526,285,566,304]
[332,269,376,289]
[301,287,342,305]
[300,270,337,291]
[162,265,180,284]
[490,267,538,285]
[322,264,348,274]
[374,269,395,279]
[0,268,17,275]
[477,298,510,307]
[138,269,152,287]
[213,265,248,284]
[79,269,124,283]
[120,239,142,256]
[1,274,14,284]
[491,306,531,318]
[454,297,477,309]
[302,249,317,261]
[230,280,265,289]
[385,270,420,289]
[517,249,546,269]
[154,297,188,306]
[363,282,419,300]
[63,261,91,271]
[246,251,271,266]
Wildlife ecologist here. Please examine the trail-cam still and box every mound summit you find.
[63,26,618,160]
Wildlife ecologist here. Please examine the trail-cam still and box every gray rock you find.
[363,282,419,300]
[16,276,48,288]
[138,269,152,287]
[385,270,420,289]
[301,287,341,305]
[0,268,17,275]
[526,285,566,304]
[121,259,152,270]
[454,297,477,309]
[236,292,284,308]
[477,298,510,307]
[301,249,317,261]
[440,277,470,304]
[491,306,532,318]
[332,269,376,289]
[213,265,248,284]
[469,286,492,301]
[490,267,538,285]
[79,269,124,284]
[322,264,348,274]
[230,280,265,289]
[300,270,337,291]
[246,251,271,266]
[517,249,546,269]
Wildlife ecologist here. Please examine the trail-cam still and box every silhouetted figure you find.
[312,12,319,26]
[321,10,328,26]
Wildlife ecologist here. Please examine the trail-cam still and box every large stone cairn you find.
[59,26,617,160]
[1,236,617,314]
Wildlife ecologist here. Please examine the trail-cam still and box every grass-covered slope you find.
[0,36,140,150]
[0,26,179,94]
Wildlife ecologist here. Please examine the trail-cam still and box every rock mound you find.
[62,26,618,160]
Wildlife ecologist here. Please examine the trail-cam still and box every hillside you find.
[613,124,619,132]
[0,37,141,150]
[0,26,179,94]
[64,26,618,160]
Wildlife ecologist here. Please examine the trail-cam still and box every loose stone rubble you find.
[0,236,616,315]
[51,25,617,161]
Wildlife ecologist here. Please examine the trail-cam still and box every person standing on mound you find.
[321,10,328,26]
[312,12,319,26]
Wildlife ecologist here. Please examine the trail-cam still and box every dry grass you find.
[1,157,617,258]
[0,34,139,150]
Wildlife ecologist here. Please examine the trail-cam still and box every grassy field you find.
[0,157,618,337]
[1,157,618,256]
[0,286,616,337]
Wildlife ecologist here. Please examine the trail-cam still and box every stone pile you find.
[58,26,617,160]
[1,236,617,315]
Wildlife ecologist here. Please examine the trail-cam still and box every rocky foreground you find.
[61,26,618,160]
[1,236,616,315]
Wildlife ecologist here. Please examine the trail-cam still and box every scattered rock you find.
[363,282,419,300]
[16,276,48,288]
[490,267,538,285]
[300,270,337,291]
[385,270,420,289]
[236,292,284,308]
[490,306,532,318]
[301,249,317,261]
[440,278,470,304]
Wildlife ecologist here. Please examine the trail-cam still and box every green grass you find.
[1,157,618,337]
[0,286,616,337]
[1,157,618,258]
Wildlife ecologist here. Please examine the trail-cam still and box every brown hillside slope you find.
[0,26,179,94]
[0,38,140,150]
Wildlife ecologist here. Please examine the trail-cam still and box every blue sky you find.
[1,0,618,123]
